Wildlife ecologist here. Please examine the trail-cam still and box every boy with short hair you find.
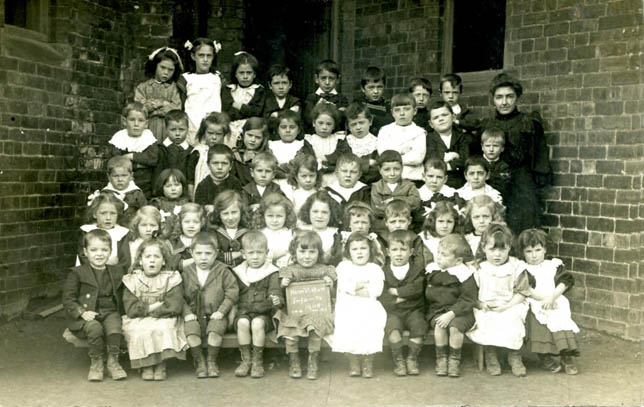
[62,229,127,381]
[425,233,477,377]
[371,150,421,221]
[439,73,480,137]
[158,110,194,195]
[353,66,394,134]
[303,59,349,133]
[262,64,301,120]
[377,94,427,183]
[377,199,432,267]
[194,144,243,212]
[241,151,284,209]
[325,153,371,208]
[409,77,432,129]
[456,156,503,204]
[480,127,511,202]
[103,155,147,227]
[379,230,427,376]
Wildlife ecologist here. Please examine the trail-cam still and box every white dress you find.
[332,261,386,355]
[261,227,292,267]
[419,233,440,258]
[227,83,261,147]
[183,72,222,146]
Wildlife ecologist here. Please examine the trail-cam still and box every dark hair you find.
[342,201,374,230]
[186,38,219,73]
[288,230,323,259]
[342,232,377,263]
[464,155,490,174]
[298,190,342,228]
[87,192,124,223]
[386,229,415,248]
[477,222,513,261]
[196,112,231,144]
[361,66,386,87]
[164,109,189,127]
[315,59,340,76]
[83,228,112,249]
[254,193,297,229]
[336,153,361,173]
[384,199,411,219]
[489,72,523,98]
[422,201,463,239]
[190,231,218,252]
[409,77,432,96]
[311,103,340,132]
[145,48,183,82]
[439,73,463,93]
[391,92,415,109]
[207,143,234,164]
[275,110,302,140]
[516,228,548,259]
[428,100,454,114]
[423,157,448,174]
[345,101,372,121]
[154,168,188,198]
[210,190,250,229]
[287,153,320,188]
[267,64,291,82]
[377,150,403,167]
[235,116,269,152]
[230,51,259,85]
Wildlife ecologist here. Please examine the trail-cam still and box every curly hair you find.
[130,237,172,274]
[298,190,342,228]
[209,190,250,229]
[235,116,269,153]
[129,205,162,238]
[516,228,548,260]
[342,201,374,232]
[422,201,463,239]
[87,192,124,224]
[287,153,320,188]
[342,232,377,263]
[253,193,297,230]
[196,112,231,144]
[463,195,505,234]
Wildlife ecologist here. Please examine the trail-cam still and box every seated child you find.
[232,117,270,185]
[463,195,505,257]
[304,103,346,176]
[377,199,433,267]
[371,150,421,222]
[168,203,204,272]
[425,234,477,377]
[379,230,427,376]
[297,191,343,266]
[409,77,432,129]
[439,73,480,138]
[182,232,239,378]
[194,144,242,212]
[276,230,337,380]
[481,126,511,202]
[107,102,158,197]
[466,223,532,377]
[302,59,349,133]
[208,190,250,268]
[122,238,188,381]
[325,153,370,209]
[267,110,315,178]
[254,193,296,267]
[456,156,503,204]
[63,229,127,381]
[419,201,463,258]
[188,112,232,193]
[231,231,284,378]
[241,151,284,211]
[340,201,385,266]
[157,110,193,194]
[281,153,320,223]
[261,64,301,130]
[377,93,427,182]
[518,228,580,375]
[103,156,147,227]
[353,66,394,135]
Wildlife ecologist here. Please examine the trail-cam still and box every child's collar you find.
[425,262,472,282]
[209,174,229,184]
[109,129,156,153]
[163,137,190,149]
[103,181,140,195]
[315,87,337,96]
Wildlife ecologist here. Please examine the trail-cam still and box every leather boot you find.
[448,347,462,378]
[361,354,374,378]
[485,346,501,376]
[87,352,104,382]
[106,345,127,380]
[190,347,207,378]
[153,361,166,381]
[288,352,302,378]
[207,346,220,378]
[507,350,526,377]
[251,346,265,378]
[391,345,407,376]
[306,351,319,380]
[435,345,448,376]
[406,342,422,375]
[141,366,154,381]
[234,345,252,377]
[561,353,578,375]
[348,354,361,377]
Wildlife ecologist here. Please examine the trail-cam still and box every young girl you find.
[188,112,232,191]
[253,193,296,268]
[466,223,532,377]
[463,195,505,258]
[340,201,385,266]
[150,169,190,238]
[268,110,315,177]
[275,231,337,380]
[121,238,188,381]
[518,228,580,375]
[134,47,183,142]
[208,190,249,267]
[232,117,269,185]
[222,52,265,144]
[298,191,343,266]
[420,201,462,258]
[304,103,345,174]
[281,153,320,222]
[169,203,204,272]
[118,206,163,271]
[77,192,128,266]
[332,232,387,378]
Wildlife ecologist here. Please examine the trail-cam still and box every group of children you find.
[63,37,578,384]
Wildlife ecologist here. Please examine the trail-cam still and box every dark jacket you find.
[379,256,426,314]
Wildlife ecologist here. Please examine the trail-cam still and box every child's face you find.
[138,216,159,239]
[411,86,431,109]
[428,106,453,134]
[361,80,385,102]
[349,239,370,266]
[379,161,403,184]
[440,81,460,106]
[269,74,292,98]
[278,118,299,143]
[386,215,410,232]
[220,202,241,229]
[205,123,226,147]
[163,176,184,200]
[349,213,370,234]
[83,238,111,269]
[493,86,518,116]
[295,245,319,268]
[336,162,360,188]
[235,63,256,87]
[166,120,188,145]
[192,243,217,270]
[347,112,372,138]
[392,104,416,126]
[243,245,268,268]
[482,137,505,161]
[435,244,462,270]
[471,205,493,235]
[155,58,175,83]
[208,153,232,181]
[523,244,546,266]
[296,166,317,190]
[313,113,335,138]
[309,201,331,231]
[315,69,338,93]
[181,212,202,238]
[388,241,411,267]
[124,110,148,138]
[243,129,264,151]
[94,203,118,229]
[264,205,286,230]
[141,245,164,277]
[483,239,511,266]
[423,167,447,192]
[191,44,214,74]
[108,167,132,191]
[251,162,275,187]
[464,165,489,190]
[435,213,455,237]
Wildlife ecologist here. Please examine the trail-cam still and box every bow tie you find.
[320,92,335,99]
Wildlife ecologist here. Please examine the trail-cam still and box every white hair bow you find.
[148,47,183,71]
[213,41,222,53]
[184,40,193,51]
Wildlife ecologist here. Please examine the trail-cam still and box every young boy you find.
[371,150,421,221]
[302,59,349,133]
[377,199,432,267]
[107,102,158,197]
[194,144,242,212]
[456,156,503,204]
[62,229,127,381]
[409,77,432,129]
[377,93,427,183]
[379,230,427,376]
[241,152,284,210]
[425,233,477,377]
[439,73,480,138]
[353,66,394,135]
[102,156,147,227]
[231,231,283,378]
[182,232,240,378]
[157,110,194,195]
[480,127,511,202]
[325,153,371,209]
[262,64,301,123]
[425,100,474,189]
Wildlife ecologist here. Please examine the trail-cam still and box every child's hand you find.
[443,152,459,162]
[490,303,510,313]
[204,204,215,213]
[387,287,398,296]
[249,203,260,212]
[211,311,224,320]
[542,296,557,310]
[270,295,281,306]
[81,311,98,321]
[323,276,334,286]
[281,278,291,287]
[182,258,195,269]
[232,101,242,110]
[355,286,370,297]
[435,311,455,328]
[395,297,406,304]
[478,301,492,312]
[184,314,197,322]
[290,106,300,112]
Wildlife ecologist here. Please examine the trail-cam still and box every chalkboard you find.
[285,280,332,316]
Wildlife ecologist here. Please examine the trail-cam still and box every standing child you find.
[241,151,283,210]
[325,153,370,209]
[332,232,387,378]
[231,231,283,378]
[267,110,315,178]
[463,195,505,257]
[466,223,532,377]
[409,77,432,129]
[121,238,188,381]
[456,156,504,204]
[425,234,477,377]
[518,228,580,375]
[340,201,385,266]
[353,66,394,135]
[304,103,346,175]
[157,110,193,194]
[302,59,349,133]
[371,150,421,223]
[276,231,337,380]
[179,38,223,146]
[439,73,480,137]
[480,126,512,203]
[209,190,249,268]
[194,144,242,212]
[280,153,320,221]
[379,230,427,376]
[189,112,232,192]
[255,193,296,268]
[420,201,463,258]
[182,232,239,378]
[107,102,158,198]
[102,155,147,227]
[135,47,183,142]
[261,64,301,131]
[298,191,343,266]
[232,117,270,185]
[168,203,205,273]
[150,169,190,237]
[63,229,128,381]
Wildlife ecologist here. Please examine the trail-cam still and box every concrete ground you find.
[0,312,642,407]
